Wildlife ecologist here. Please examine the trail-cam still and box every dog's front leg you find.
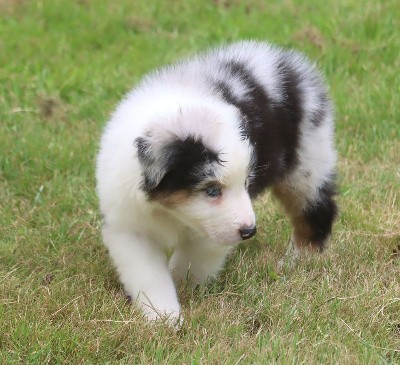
[169,242,234,288]
[103,228,181,326]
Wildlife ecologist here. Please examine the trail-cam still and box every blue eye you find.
[205,185,222,197]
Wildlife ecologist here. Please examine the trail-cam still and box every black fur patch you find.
[135,136,157,189]
[136,137,154,163]
[213,58,303,198]
[135,136,221,199]
[304,179,338,247]
[309,91,329,127]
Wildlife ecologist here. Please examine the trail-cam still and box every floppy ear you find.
[135,134,221,197]
[135,136,169,191]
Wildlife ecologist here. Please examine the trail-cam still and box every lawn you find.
[0,0,399,363]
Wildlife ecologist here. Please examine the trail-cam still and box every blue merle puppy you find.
[96,41,338,325]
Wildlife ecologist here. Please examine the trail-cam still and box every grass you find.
[0,0,399,363]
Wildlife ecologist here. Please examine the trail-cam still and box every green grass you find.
[1,0,399,363]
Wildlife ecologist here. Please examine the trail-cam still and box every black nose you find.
[239,225,257,240]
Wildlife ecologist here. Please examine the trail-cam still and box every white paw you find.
[146,310,183,331]
[169,251,207,289]
[140,299,183,330]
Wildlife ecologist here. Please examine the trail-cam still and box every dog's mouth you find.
[202,228,249,246]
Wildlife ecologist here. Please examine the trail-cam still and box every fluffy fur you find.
[96,41,337,325]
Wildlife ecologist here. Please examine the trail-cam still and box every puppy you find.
[96,41,337,325]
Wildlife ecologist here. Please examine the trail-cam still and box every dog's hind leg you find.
[272,173,337,267]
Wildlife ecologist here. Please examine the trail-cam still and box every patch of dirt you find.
[245,312,273,336]
[294,26,325,50]
[212,0,235,8]
[394,323,400,338]
[42,274,54,285]
[390,242,400,260]
[212,0,267,13]
[0,0,24,14]
[37,95,67,121]
[125,16,155,33]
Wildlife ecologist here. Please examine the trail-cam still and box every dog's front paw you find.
[169,250,203,289]
[146,309,183,331]
[140,300,183,330]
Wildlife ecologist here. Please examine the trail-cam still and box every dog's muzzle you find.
[239,225,257,240]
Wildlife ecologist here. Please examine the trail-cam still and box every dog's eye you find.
[205,185,222,197]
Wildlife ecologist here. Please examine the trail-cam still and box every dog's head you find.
[135,105,256,245]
